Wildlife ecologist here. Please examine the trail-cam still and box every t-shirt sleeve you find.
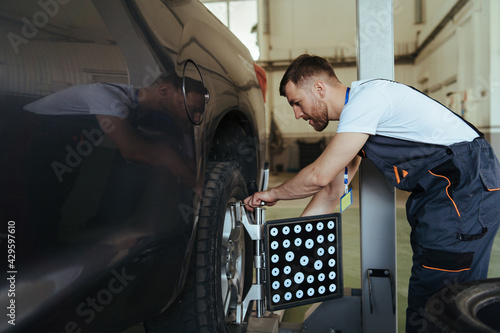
[84,84,129,118]
[337,85,392,135]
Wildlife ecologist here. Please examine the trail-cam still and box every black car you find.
[0,0,268,332]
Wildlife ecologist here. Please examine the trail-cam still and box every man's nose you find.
[293,106,303,119]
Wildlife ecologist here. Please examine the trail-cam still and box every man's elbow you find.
[310,171,333,189]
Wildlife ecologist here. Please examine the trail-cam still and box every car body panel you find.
[0,1,267,332]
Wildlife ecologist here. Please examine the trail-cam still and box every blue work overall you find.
[359,132,500,332]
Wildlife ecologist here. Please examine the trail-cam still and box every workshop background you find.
[199,0,500,332]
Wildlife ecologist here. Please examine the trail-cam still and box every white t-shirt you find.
[23,83,137,119]
[337,79,479,146]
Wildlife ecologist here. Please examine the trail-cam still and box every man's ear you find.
[158,83,173,96]
[313,80,326,98]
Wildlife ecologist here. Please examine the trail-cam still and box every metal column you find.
[356,1,397,333]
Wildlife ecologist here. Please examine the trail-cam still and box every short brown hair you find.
[279,54,339,96]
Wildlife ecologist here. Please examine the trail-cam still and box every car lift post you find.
[357,0,397,332]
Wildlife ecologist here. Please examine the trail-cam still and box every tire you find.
[424,278,500,332]
[145,162,254,333]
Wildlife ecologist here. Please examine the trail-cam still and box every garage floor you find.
[123,172,500,333]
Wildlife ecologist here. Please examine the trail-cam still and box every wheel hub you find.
[221,202,246,323]
[226,240,236,279]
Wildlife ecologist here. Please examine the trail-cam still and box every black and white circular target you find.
[264,213,342,310]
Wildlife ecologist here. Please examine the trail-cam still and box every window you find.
[201,0,259,60]
[415,0,425,24]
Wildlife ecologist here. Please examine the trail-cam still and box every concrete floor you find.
[122,172,500,333]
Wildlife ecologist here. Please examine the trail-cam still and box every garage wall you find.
[265,0,356,60]
[258,0,499,170]
[414,0,500,155]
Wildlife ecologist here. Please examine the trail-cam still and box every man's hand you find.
[243,189,278,211]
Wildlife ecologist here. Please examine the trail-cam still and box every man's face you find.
[285,81,329,132]
[185,91,205,124]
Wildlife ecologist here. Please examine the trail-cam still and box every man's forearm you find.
[300,155,361,216]
[301,190,341,217]
[270,163,328,201]
[300,172,345,216]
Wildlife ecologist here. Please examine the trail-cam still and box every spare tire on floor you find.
[424,278,500,332]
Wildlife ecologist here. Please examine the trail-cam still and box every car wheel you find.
[424,278,500,332]
[144,162,254,333]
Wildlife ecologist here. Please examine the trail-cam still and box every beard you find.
[310,97,329,132]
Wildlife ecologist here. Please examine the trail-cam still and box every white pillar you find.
[489,0,500,156]
[356,0,397,332]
